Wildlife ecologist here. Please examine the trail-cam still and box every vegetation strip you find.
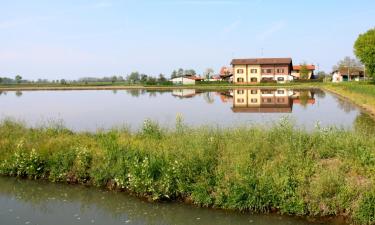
[0,119,374,224]
[324,83,375,117]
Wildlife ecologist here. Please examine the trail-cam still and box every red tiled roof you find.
[293,65,316,70]
[231,58,292,65]
[186,76,204,81]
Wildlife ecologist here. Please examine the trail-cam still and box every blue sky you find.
[1,0,375,80]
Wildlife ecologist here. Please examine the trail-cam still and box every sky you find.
[1,0,375,80]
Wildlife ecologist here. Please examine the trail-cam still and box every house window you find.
[277,98,285,103]
[267,69,272,73]
[261,69,266,73]
[250,69,257,73]
[276,69,285,73]
[237,69,244,74]
[277,90,285,94]
[237,78,244,82]
[237,90,245,94]
[237,98,245,103]
[250,78,257,82]
[251,98,258,103]
[251,89,258,94]
[262,98,272,103]
[277,77,285,81]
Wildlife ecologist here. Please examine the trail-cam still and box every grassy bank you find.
[0,119,374,224]
[324,82,375,116]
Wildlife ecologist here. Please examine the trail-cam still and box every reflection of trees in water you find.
[148,91,157,97]
[0,91,7,96]
[15,91,23,97]
[298,91,310,108]
[202,92,215,104]
[336,97,357,113]
[312,89,326,99]
[354,113,375,134]
[126,89,147,97]
[112,90,118,94]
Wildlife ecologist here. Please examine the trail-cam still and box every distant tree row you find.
[0,73,170,85]
[170,68,197,79]
[0,75,23,84]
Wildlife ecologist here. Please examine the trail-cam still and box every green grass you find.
[324,81,375,115]
[0,118,374,224]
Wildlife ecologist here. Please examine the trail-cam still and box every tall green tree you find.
[354,28,375,78]
[299,63,309,79]
[0,77,3,84]
[15,75,22,84]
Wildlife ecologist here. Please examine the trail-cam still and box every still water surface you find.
[0,88,367,131]
[0,177,343,225]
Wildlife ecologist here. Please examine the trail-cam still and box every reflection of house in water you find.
[231,89,315,113]
[172,89,197,98]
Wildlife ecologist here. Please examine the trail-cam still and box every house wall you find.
[233,63,291,84]
[171,77,196,85]
[247,65,261,83]
[233,65,247,83]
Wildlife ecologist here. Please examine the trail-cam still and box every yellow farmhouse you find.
[231,58,294,84]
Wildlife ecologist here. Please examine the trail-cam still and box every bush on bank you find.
[0,119,374,224]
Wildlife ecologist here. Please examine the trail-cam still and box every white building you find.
[170,76,203,85]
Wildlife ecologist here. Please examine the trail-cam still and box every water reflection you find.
[230,89,315,113]
[0,177,340,225]
[0,88,369,131]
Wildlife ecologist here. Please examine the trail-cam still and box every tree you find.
[204,68,214,79]
[15,75,22,84]
[316,71,328,78]
[60,79,67,85]
[158,74,167,82]
[111,76,118,84]
[299,63,309,80]
[140,74,148,83]
[171,70,177,79]
[184,69,196,76]
[127,72,140,83]
[354,28,375,78]
[333,56,362,71]
[177,68,184,77]
[0,77,3,84]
